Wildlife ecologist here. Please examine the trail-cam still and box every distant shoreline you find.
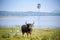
[0,16,60,18]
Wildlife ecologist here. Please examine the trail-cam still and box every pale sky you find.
[0,0,60,12]
[0,0,60,28]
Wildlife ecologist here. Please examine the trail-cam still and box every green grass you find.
[0,28,60,40]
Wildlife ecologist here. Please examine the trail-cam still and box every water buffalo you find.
[21,22,34,37]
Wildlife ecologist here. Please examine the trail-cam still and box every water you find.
[0,16,60,28]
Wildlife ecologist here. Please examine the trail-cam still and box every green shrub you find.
[1,32,10,38]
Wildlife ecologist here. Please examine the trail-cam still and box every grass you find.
[0,27,60,40]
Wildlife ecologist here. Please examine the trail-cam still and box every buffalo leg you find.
[27,33,29,37]
[30,32,32,37]
[22,32,25,37]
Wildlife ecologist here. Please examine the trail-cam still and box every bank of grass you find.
[0,27,60,40]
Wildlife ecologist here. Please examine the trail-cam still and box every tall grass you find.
[0,28,60,40]
[50,29,60,40]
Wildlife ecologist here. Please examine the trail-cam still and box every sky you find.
[0,0,60,28]
[0,0,60,12]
